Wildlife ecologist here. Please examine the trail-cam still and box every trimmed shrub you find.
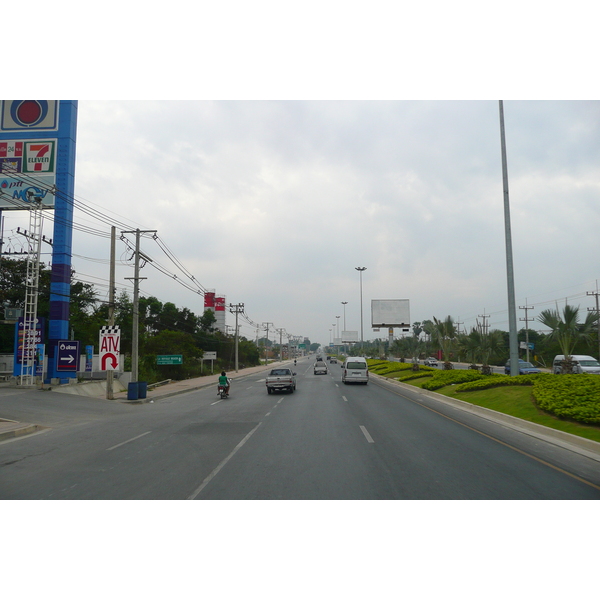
[421,369,489,390]
[533,375,600,424]
[455,373,548,392]
[368,360,434,376]
[397,372,435,382]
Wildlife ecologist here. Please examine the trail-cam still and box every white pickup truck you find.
[314,359,328,375]
[265,368,297,394]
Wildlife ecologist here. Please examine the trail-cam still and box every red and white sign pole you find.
[100,326,120,371]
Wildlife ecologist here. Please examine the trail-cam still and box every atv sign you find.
[100,326,120,371]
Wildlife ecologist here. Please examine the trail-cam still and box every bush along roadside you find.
[421,369,496,390]
[532,375,600,424]
[454,373,549,392]
[368,361,435,377]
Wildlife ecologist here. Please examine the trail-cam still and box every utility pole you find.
[478,311,490,336]
[276,328,285,361]
[122,229,156,383]
[519,299,535,363]
[587,283,600,360]
[455,318,464,336]
[229,302,244,372]
[262,322,273,365]
[499,100,520,376]
[106,226,116,399]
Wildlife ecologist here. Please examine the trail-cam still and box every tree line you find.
[352,308,599,373]
[0,258,263,380]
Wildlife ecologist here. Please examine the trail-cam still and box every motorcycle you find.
[217,383,230,399]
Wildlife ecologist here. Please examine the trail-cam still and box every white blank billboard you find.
[371,299,410,327]
[341,331,358,343]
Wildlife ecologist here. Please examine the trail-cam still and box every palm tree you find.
[432,315,456,369]
[457,323,504,374]
[538,304,598,373]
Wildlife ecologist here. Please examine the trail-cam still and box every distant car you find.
[505,360,541,375]
[265,368,297,394]
[314,362,328,375]
[329,358,337,364]
[424,357,438,367]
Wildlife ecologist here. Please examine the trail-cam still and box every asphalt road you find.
[1,358,599,499]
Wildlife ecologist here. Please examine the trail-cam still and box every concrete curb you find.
[371,373,600,461]
[0,419,41,442]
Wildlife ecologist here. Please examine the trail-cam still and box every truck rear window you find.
[347,362,366,369]
[270,369,291,376]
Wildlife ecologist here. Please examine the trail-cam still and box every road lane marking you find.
[277,398,284,404]
[342,396,348,402]
[360,426,375,443]
[211,400,223,405]
[188,422,263,499]
[106,431,152,451]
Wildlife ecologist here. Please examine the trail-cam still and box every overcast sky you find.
[4,99,600,347]
[5,2,600,349]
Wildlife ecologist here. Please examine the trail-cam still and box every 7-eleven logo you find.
[24,140,55,173]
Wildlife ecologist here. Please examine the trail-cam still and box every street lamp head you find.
[355,267,366,272]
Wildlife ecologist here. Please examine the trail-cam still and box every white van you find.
[342,357,369,384]
[552,355,600,375]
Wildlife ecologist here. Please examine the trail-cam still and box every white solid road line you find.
[360,426,375,443]
[187,422,263,499]
[106,431,152,451]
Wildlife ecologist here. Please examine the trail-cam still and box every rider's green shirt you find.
[218,375,228,385]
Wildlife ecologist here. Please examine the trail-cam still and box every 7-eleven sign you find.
[24,140,55,173]
[99,326,120,371]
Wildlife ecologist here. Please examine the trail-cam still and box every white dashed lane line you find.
[360,426,375,443]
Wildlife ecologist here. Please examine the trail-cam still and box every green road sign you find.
[156,355,183,365]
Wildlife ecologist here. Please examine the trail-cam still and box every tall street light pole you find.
[355,267,367,347]
[341,301,348,353]
[499,101,519,377]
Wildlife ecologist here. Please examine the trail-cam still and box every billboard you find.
[371,299,410,328]
[341,330,359,343]
[1,101,60,210]
[1,100,78,381]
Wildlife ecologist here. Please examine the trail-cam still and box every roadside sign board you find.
[203,352,217,360]
[99,326,120,371]
[85,345,93,372]
[36,344,45,376]
[57,340,79,371]
[157,355,183,365]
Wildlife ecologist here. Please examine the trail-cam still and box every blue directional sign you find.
[57,340,80,372]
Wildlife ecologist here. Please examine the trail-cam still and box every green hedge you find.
[533,375,600,424]
[455,373,549,392]
[368,361,434,376]
[397,372,435,382]
[421,369,491,390]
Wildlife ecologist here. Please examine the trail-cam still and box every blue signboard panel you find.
[1,100,78,381]
[57,340,79,372]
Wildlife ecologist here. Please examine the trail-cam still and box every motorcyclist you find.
[218,371,231,395]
